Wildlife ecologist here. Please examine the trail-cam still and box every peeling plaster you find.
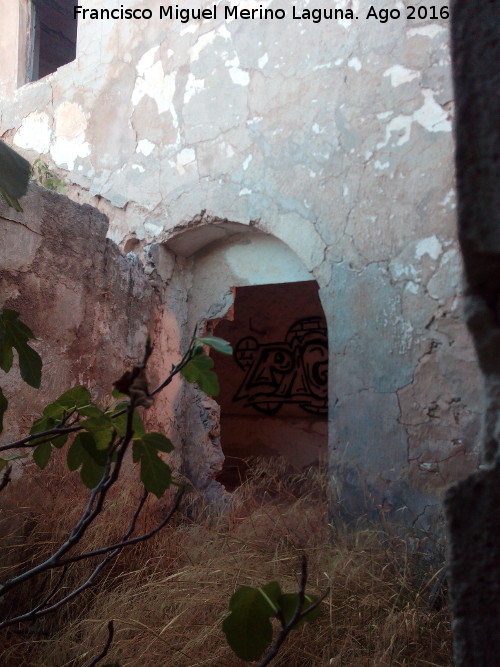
[50,102,91,170]
[136,46,159,76]
[376,89,451,149]
[14,111,52,153]
[184,73,205,105]
[383,65,420,87]
[258,53,269,68]
[413,89,452,133]
[348,57,362,72]
[377,115,412,149]
[415,235,443,261]
[408,25,446,39]
[228,67,250,86]
[132,59,177,117]
[136,139,155,156]
[189,29,217,62]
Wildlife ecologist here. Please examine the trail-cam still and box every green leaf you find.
[30,158,66,194]
[223,583,281,662]
[85,426,114,450]
[133,439,172,498]
[33,441,52,470]
[132,440,142,464]
[181,354,219,396]
[29,415,68,449]
[113,403,145,438]
[67,432,106,488]
[42,386,91,419]
[31,415,55,435]
[80,413,115,450]
[0,140,31,199]
[0,335,14,374]
[225,582,282,615]
[80,414,113,431]
[51,433,69,449]
[0,185,23,212]
[0,453,27,470]
[79,455,106,489]
[196,336,233,356]
[29,386,95,448]
[56,386,91,410]
[0,387,7,433]
[111,388,128,399]
[278,593,321,627]
[0,309,41,388]
[77,405,103,419]
[259,581,282,613]
[133,408,146,435]
[140,432,174,453]
[16,341,42,388]
[11,317,35,341]
[80,432,108,465]
[67,435,85,471]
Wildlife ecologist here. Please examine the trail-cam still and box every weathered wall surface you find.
[0,1,483,527]
[0,185,161,443]
[444,0,500,661]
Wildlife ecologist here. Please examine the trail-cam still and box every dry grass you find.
[0,458,453,667]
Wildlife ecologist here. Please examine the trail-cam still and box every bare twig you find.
[150,326,197,397]
[59,487,184,566]
[2,545,118,627]
[1,487,183,620]
[0,424,82,452]
[0,488,184,627]
[1,335,194,454]
[0,447,115,597]
[84,620,115,667]
[257,555,330,667]
[0,336,195,633]
[30,566,68,614]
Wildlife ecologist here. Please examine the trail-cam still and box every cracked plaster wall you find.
[0,0,483,527]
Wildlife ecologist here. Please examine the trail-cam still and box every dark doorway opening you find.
[29,0,77,81]
[211,281,328,489]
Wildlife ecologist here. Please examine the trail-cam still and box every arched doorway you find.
[164,223,328,495]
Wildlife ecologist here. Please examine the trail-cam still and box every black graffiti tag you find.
[233,317,328,416]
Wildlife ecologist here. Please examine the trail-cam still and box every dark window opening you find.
[211,281,328,490]
[29,0,77,81]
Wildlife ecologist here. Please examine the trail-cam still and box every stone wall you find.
[0,185,159,443]
[0,1,484,527]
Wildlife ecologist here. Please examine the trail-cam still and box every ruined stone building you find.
[0,0,482,531]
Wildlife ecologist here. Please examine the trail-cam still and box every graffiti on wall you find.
[233,317,328,416]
